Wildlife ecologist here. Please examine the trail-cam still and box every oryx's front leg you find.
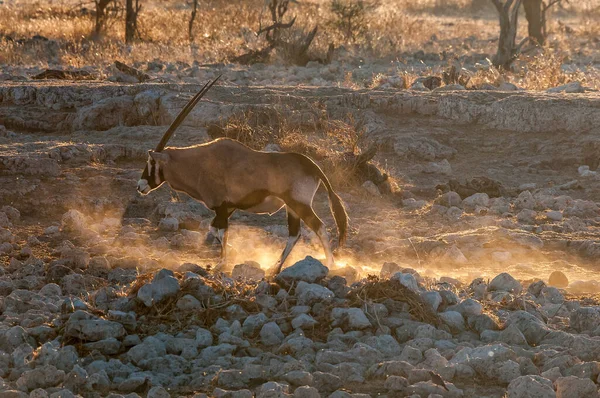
[210,206,234,271]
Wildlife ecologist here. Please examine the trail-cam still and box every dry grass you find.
[0,0,597,90]
[218,104,373,190]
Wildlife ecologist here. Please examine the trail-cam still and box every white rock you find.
[147,386,171,398]
[441,245,468,264]
[331,308,371,329]
[570,307,600,333]
[548,271,568,288]
[391,272,419,292]
[555,376,597,398]
[291,313,317,329]
[423,159,452,175]
[260,322,284,346]
[362,181,381,196]
[517,209,537,224]
[399,345,423,365]
[295,281,334,305]
[515,191,535,210]
[294,386,320,398]
[15,365,65,391]
[546,211,563,221]
[158,217,179,231]
[438,191,462,207]
[402,198,427,210]
[232,262,265,280]
[547,81,585,93]
[489,273,522,294]
[439,311,466,333]
[276,256,328,285]
[454,298,483,317]
[64,310,125,342]
[137,271,180,307]
[380,262,402,279]
[384,375,408,391]
[176,294,202,310]
[127,336,166,365]
[61,210,87,232]
[421,291,442,312]
[462,193,489,211]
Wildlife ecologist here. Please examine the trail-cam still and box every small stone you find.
[570,307,600,332]
[507,375,555,398]
[331,308,372,329]
[260,322,284,346]
[380,262,402,279]
[434,84,466,92]
[312,372,342,393]
[158,217,179,231]
[454,298,483,318]
[176,294,202,310]
[391,272,419,292]
[276,256,329,286]
[295,281,334,305]
[517,209,537,224]
[147,386,170,398]
[437,191,462,207]
[362,181,381,196]
[384,375,409,391]
[546,211,563,222]
[547,81,585,93]
[555,376,597,398]
[294,386,320,398]
[232,261,265,280]
[291,313,317,329]
[489,273,522,294]
[283,370,313,386]
[548,271,568,288]
[399,345,423,365]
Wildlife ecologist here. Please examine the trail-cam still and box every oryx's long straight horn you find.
[154,75,222,152]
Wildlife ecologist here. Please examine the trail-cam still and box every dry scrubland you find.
[0,0,599,89]
[2,1,600,398]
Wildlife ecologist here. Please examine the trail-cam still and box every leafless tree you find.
[523,0,566,45]
[188,0,199,42]
[523,0,544,45]
[93,0,112,38]
[125,0,141,43]
[490,0,524,69]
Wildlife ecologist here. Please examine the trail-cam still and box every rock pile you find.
[1,222,600,398]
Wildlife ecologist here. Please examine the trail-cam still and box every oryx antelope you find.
[137,76,348,274]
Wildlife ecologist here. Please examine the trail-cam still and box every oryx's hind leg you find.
[273,207,301,275]
[293,203,334,268]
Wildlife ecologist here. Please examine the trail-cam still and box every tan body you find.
[164,139,299,211]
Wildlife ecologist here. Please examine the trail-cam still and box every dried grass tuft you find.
[348,276,441,326]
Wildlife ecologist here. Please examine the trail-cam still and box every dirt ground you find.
[2,80,600,290]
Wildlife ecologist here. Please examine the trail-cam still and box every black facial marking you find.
[141,158,165,190]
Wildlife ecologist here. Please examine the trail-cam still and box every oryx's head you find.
[137,151,170,194]
[137,75,221,195]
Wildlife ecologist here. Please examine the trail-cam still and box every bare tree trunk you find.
[491,0,523,70]
[523,0,544,45]
[93,0,112,39]
[125,0,141,43]
[188,0,199,42]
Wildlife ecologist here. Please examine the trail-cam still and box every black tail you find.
[304,157,348,246]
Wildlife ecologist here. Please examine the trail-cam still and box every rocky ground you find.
[1,78,600,398]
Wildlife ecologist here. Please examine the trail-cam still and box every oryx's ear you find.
[148,150,170,165]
